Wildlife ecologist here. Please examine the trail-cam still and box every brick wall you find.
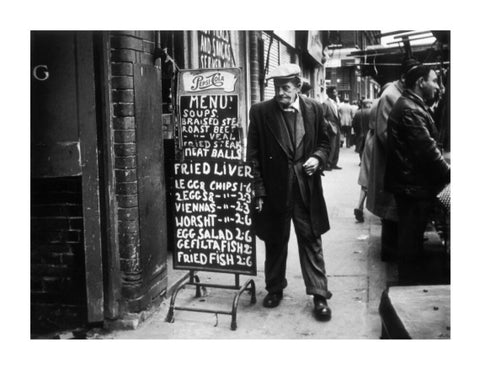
[31,177,86,334]
[109,31,158,302]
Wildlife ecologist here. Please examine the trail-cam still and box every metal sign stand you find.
[165,270,256,330]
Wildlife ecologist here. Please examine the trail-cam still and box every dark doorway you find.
[31,31,104,336]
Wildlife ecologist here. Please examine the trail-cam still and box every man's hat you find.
[266,63,301,81]
[400,58,421,76]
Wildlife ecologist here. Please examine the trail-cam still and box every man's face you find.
[274,81,299,107]
[328,89,338,100]
[420,70,440,104]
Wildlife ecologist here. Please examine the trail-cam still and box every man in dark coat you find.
[385,64,450,284]
[367,58,421,261]
[352,99,372,160]
[247,63,332,321]
[322,86,342,170]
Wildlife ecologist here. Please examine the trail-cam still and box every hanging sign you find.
[174,68,255,275]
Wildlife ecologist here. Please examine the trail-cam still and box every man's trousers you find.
[327,130,341,167]
[395,194,433,284]
[264,179,330,298]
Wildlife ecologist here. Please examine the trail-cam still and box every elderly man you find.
[385,64,450,284]
[247,63,332,321]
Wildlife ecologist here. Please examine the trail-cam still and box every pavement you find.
[97,145,396,339]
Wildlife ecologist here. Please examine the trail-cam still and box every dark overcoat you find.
[366,81,403,220]
[322,98,341,134]
[352,107,371,154]
[246,96,331,241]
[385,89,450,198]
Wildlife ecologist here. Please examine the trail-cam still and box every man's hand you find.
[303,157,320,176]
[255,197,264,212]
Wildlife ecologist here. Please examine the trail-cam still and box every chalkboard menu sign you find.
[174,68,255,275]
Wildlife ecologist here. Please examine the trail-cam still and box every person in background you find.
[247,63,333,321]
[354,98,377,223]
[366,58,420,261]
[338,98,354,148]
[351,100,359,117]
[385,64,450,284]
[300,78,313,97]
[433,68,450,154]
[322,86,342,170]
[352,99,372,162]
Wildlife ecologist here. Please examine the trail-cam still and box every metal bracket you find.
[165,271,256,330]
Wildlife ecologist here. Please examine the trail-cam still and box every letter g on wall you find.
[33,65,49,81]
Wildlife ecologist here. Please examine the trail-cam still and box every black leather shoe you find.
[354,208,364,223]
[313,295,332,321]
[332,165,342,170]
[263,292,283,308]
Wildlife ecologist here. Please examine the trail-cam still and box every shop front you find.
[31,31,168,335]
[31,30,329,335]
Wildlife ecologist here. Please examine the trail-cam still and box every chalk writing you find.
[173,161,255,274]
[180,94,242,161]
[174,67,254,275]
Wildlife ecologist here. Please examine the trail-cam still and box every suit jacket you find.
[352,107,371,154]
[322,98,341,135]
[247,96,331,241]
[338,102,353,127]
